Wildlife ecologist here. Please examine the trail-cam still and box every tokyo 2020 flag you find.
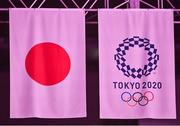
[98,9,176,119]
[10,9,86,118]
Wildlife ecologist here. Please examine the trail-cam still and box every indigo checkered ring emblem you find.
[114,36,159,79]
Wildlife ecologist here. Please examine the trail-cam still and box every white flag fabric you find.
[10,9,86,118]
[98,9,176,119]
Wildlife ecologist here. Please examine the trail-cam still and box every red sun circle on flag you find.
[25,42,71,86]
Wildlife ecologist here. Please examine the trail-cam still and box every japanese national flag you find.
[10,8,86,118]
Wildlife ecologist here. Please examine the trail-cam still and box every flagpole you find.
[0,8,9,11]
[0,8,180,24]
[0,8,180,11]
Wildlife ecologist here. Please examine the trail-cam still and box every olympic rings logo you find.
[121,91,154,107]
[114,36,159,79]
